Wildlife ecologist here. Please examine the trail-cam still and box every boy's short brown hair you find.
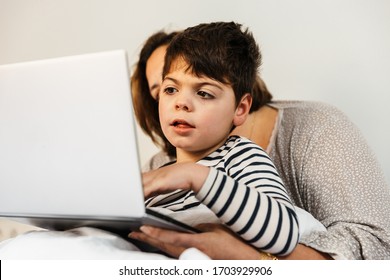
[163,21,261,106]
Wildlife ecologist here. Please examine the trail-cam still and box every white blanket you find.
[0,227,210,259]
[0,206,325,259]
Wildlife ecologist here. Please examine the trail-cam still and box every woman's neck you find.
[232,105,278,151]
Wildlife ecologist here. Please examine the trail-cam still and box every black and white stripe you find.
[147,136,299,255]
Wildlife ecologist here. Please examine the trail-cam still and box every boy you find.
[142,22,299,256]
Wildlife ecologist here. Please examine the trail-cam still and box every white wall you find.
[1,0,389,183]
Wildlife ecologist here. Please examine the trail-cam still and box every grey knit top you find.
[144,101,390,259]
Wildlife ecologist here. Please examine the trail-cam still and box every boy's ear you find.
[233,93,252,126]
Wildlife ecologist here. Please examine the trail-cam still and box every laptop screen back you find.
[0,50,145,220]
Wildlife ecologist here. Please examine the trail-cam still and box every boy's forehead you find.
[166,57,191,74]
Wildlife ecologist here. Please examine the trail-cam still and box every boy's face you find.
[159,58,246,158]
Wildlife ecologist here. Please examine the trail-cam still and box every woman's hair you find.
[251,76,273,113]
[131,31,178,156]
[131,25,273,157]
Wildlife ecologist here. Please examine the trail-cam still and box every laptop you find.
[0,50,198,235]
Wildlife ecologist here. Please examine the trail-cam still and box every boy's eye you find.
[197,91,214,99]
[163,87,177,95]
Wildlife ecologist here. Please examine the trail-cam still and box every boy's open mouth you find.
[171,119,195,128]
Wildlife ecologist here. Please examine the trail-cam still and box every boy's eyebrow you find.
[163,76,180,84]
[163,76,225,91]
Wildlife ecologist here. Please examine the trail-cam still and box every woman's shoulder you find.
[269,100,344,115]
[269,100,352,129]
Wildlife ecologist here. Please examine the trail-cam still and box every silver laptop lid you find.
[0,50,145,220]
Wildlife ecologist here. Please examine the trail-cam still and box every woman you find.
[129,30,390,260]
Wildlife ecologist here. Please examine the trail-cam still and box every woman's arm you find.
[279,244,332,260]
[280,103,390,259]
[129,224,332,260]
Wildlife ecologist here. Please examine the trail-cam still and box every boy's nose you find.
[175,93,192,111]
[175,102,190,111]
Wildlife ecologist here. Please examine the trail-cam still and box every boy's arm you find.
[196,167,299,256]
[142,139,299,256]
[195,139,299,256]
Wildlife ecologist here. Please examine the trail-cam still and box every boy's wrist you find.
[189,164,210,193]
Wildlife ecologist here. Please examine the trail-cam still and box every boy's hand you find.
[142,162,209,199]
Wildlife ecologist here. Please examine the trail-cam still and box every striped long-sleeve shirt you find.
[146,135,299,255]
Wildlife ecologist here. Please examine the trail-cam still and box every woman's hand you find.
[129,224,333,260]
[129,223,261,260]
[142,162,209,199]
